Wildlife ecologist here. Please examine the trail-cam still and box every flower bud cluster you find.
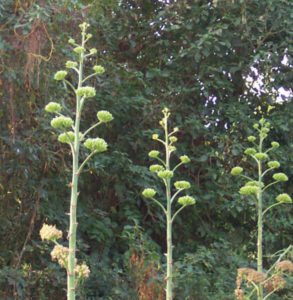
[54,70,68,81]
[51,116,74,130]
[178,195,195,206]
[84,138,107,153]
[180,155,191,163]
[149,164,164,173]
[148,150,160,158]
[97,110,113,123]
[66,61,78,68]
[45,102,62,113]
[142,188,157,198]
[76,86,96,98]
[157,170,173,179]
[93,65,105,74]
[174,181,191,190]
[273,173,288,182]
[231,167,243,176]
[276,193,292,204]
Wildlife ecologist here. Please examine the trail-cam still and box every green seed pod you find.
[76,86,96,98]
[178,195,195,206]
[93,65,105,74]
[54,70,68,81]
[73,46,86,54]
[148,150,160,158]
[267,161,280,168]
[97,110,113,123]
[273,173,288,182]
[239,186,259,195]
[180,155,191,163]
[65,61,78,68]
[149,164,164,173]
[254,153,268,160]
[45,102,62,113]
[84,138,107,152]
[174,181,191,190]
[247,136,256,142]
[276,193,292,204]
[51,116,74,130]
[244,148,257,155]
[142,188,157,198]
[157,170,174,179]
[231,167,243,176]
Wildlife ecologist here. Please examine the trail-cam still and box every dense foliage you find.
[0,0,292,299]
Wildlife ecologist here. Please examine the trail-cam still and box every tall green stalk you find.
[142,108,195,300]
[40,23,113,300]
[231,118,292,300]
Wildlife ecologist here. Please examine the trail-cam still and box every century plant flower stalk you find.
[41,23,113,300]
[142,108,195,300]
[231,118,292,300]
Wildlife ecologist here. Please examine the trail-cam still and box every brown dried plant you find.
[129,251,164,300]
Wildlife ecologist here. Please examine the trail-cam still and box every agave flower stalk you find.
[231,118,292,300]
[42,23,113,300]
[142,108,195,300]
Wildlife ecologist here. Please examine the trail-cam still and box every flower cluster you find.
[84,138,107,152]
[178,195,195,206]
[97,110,113,123]
[45,102,62,113]
[51,116,74,130]
[40,224,62,242]
[75,263,90,279]
[51,245,69,268]
[76,86,96,98]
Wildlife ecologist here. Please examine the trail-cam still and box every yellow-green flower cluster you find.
[254,153,268,160]
[97,110,113,123]
[245,148,257,155]
[178,195,195,206]
[231,167,243,176]
[54,70,68,81]
[149,164,164,173]
[142,188,156,198]
[45,102,62,113]
[84,138,107,152]
[74,46,86,54]
[273,173,288,182]
[174,181,191,190]
[40,224,62,242]
[93,65,105,74]
[239,186,259,195]
[76,86,96,98]
[51,116,74,130]
[180,155,190,163]
[267,161,280,168]
[276,193,292,203]
[157,170,173,179]
[66,61,78,68]
[148,150,160,158]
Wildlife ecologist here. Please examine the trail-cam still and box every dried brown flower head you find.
[275,260,293,273]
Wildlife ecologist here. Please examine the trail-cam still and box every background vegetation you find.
[0,0,292,299]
